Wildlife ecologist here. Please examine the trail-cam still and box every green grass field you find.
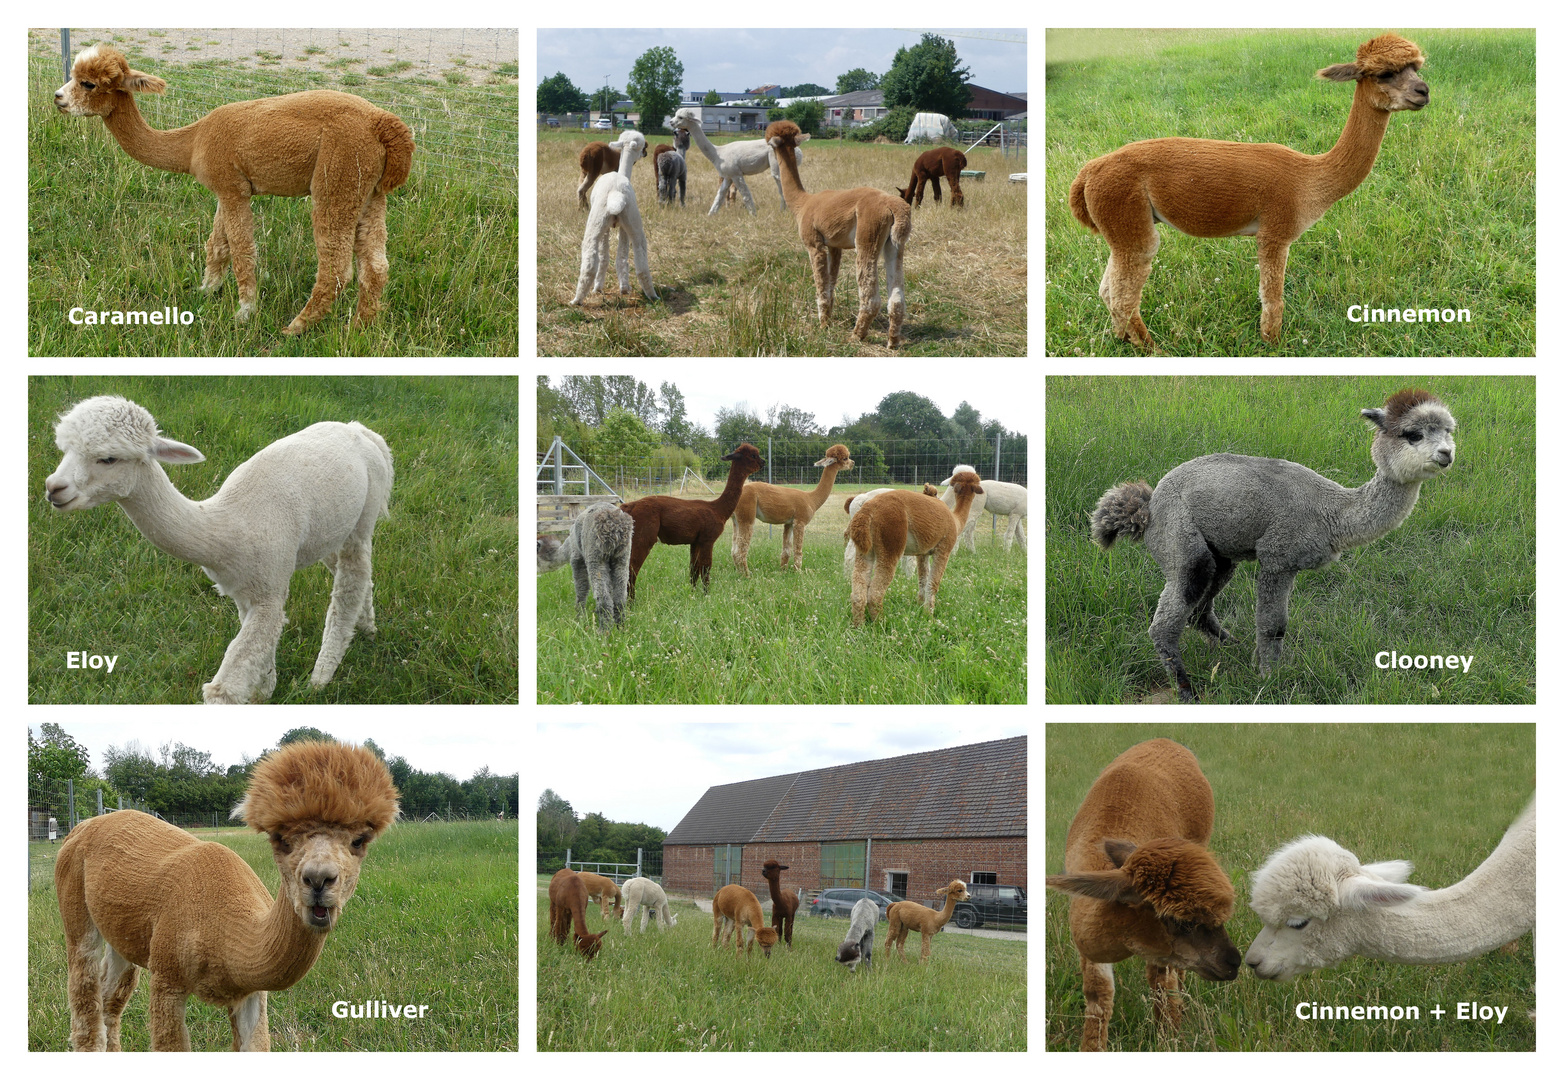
[537,878,1025,1051]
[1046,375,1535,704]
[1046,724,1535,1052]
[1046,28,1535,356]
[30,819,518,1051]
[537,486,1026,703]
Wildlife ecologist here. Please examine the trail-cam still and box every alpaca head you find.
[537,533,570,574]
[765,119,809,155]
[1362,388,1456,484]
[610,129,647,168]
[1245,834,1425,980]
[231,740,399,933]
[948,469,984,503]
[815,444,854,471]
[54,44,167,118]
[754,925,781,957]
[1316,33,1429,112]
[722,442,765,477]
[46,395,205,511]
[937,880,970,904]
[762,859,788,882]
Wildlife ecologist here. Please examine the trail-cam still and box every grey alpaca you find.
[1091,389,1456,702]
[538,503,634,631]
[835,897,879,972]
[657,128,689,207]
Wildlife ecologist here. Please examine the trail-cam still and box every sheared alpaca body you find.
[941,466,1028,552]
[576,871,625,924]
[621,877,678,933]
[836,897,880,971]
[548,869,608,959]
[886,880,969,961]
[760,860,800,948]
[1246,796,1535,981]
[622,443,764,599]
[671,108,796,215]
[766,120,913,347]
[55,740,399,1051]
[1045,739,1242,1051]
[730,444,853,574]
[572,130,657,304]
[711,884,780,958]
[899,146,967,207]
[841,487,920,580]
[55,45,413,335]
[1070,33,1428,345]
[848,470,982,624]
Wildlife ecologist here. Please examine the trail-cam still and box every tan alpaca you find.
[730,443,854,575]
[711,884,781,958]
[54,45,414,335]
[765,120,913,348]
[886,880,971,962]
[55,741,399,1051]
[575,871,625,923]
[1071,33,1428,346]
[847,469,983,625]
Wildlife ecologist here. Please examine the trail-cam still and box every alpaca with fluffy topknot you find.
[55,740,399,1051]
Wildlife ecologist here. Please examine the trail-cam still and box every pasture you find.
[537,878,1026,1051]
[536,483,1027,704]
[1045,723,1535,1052]
[536,130,1027,355]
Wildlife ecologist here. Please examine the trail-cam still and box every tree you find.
[702,89,721,106]
[659,382,698,449]
[595,408,661,477]
[626,46,685,134]
[781,99,825,134]
[590,84,623,118]
[874,391,949,439]
[836,67,880,94]
[536,71,589,115]
[880,33,972,117]
[781,82,830,97]
[557,375,658,426]
[29,724,90,783]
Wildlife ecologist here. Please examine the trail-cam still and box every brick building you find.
[662,736,1025,908]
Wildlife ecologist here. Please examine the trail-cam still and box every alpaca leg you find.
[147,972,192,1051]
[808,243,835,325]
[707,178,730,215]
[228,991,269,1051]
[609,542,631,627]
[201,203,233,293]
[1254,568,1298,674]
[203,597,287,704]
[930,175,942,203]
[1257,237,1291,342]
[868,548,899,622]
[733,174,757,215]
[99,944,139,1051]
[920,930,934,961]
[731,517,752,575]
[1147,963,1183,1027]
[851,246,883,342]
[690,542,715,591]
[1188,554,1238,646]
[883,234,906,348]
[64,926,108,1051]
[614,221,632,294]
[1080,960,1115,1052]
[286,170,373,334]
[216,195,260,323]
[570,549,592,617]
[350,191,391,328]
[572,219,607,304]
[623,203,657,300]
[589,557,616,633]
[311,541,373,687]
[924,550,953,613]
[626,524,658,602]
[1148,577,1198,702]
[851,552,873,625]
[1105,240,1156,347]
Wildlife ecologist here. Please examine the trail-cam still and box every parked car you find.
[808,888,897,919]
[952,883,1027,928]
[593,116,614,130]
[544,118,560,128]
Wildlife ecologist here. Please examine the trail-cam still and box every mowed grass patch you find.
[537,130,1027,355]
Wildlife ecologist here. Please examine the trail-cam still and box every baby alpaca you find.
[45,396,392,705]
[55,45,413,334]
[712,884,781,958]
[655,128,689,207]
[760,859,800,948]
[571,129,657,305]
[886,880,970,962]
[835,897,881,972]
[1070,33,1428,345]
[567,503,634,632]
[621,877,679,934]
[847,470,983,624]
[1091,389,1455,702]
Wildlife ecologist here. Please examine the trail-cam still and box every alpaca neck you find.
[234,881,330,991]
[773,144,810,220]
[616,150,638,180]
[951,491,978,531]
[100,90,197,175]
[708,461,754,519]
[929,897,957,930]
[804,463,844,511]
[684,122,725,169]
[1330,471,1423,550]
[1312,79,1394,206]
[116,464,229,569]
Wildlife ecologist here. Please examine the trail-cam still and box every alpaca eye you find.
[97,457,117,464]
[82,81,96,90]
[1287,918,1311,930]
[1404,431,1422,442]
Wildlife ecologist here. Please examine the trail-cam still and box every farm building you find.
[662,736,1025,907]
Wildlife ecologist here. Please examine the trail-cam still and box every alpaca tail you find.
[375,112,416,193]
[847,509,875,558]
[1090,480,1153,548]
[1068,170,1097,233]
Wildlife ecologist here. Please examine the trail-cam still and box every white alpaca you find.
[670,108,800,216]
[941,466,1028,552]
[621,877,679,934]
[835,897,880,971]
[44,395,392,704]
[1244,796,1535,981]
[571,129,657,304]
[841,489,916,580]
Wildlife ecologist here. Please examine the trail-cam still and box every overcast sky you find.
[536,28,1028,99]
[537,722,1028,832]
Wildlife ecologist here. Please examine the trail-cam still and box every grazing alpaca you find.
[767,120,913,348]
[836,897,881,972]
[1046,739,1242,1052]
[577,141,620,209]
[548,869,609,960]
[557,503,634,632]
[55,740,399,1051]
[621,443,765,600]
[712,884,781,958]
[847,469,982,625]
[730,443,854,575]
[1070,33,1428,346]
[886,880,970,962]
[620,877,679,934]
[941,466,1028,552]
[55,45,413,335]
[537,532,569,574]
[576,872,625,923]
[1245,796,1535,981]
[760,860,800,949]
[571,129,657,305]
[1091,388,1456,702]
[653,127,691,207]
[671,108,797,215]
[898,146,967,208]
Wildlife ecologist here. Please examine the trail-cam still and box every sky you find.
[536,721,1029,832]
[535,28,1027,100]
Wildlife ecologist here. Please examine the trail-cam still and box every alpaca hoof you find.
[281,318,308,335]
[201,681,241,704]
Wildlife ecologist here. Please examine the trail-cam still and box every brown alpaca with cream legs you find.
[730,444,854,574]
[847,469,983,624]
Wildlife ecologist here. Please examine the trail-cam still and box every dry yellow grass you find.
[536,130,1027,356]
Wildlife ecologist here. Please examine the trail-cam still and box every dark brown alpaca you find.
[761,860,800,948]
[622,443,765,599]
[548,868,609,959]
[577,141,620,209]
[898,147,967,208]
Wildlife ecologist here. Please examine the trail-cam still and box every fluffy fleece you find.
[621,877,679,933]
[565,503,634,631]
[575,871,626,923]
[730,444,854,575]
[835,896,880,971]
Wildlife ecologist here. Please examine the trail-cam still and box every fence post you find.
[565,847,572,871]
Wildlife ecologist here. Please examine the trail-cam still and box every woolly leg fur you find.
[311,537,377,687]
[202,596,287,705]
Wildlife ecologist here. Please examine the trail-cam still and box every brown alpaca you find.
[847,469,982,625]
[712,884,781,958]
[898,147,967,208]
[575,871,625,923]
[622,443,764,599]
[1070,33,1428,347]
[55,740,398,1051]
[760,860,800,948]
[730,443,854,575]
[886,880,970,962]
[1045,739,1242,1051]
[765,120,913,348]
[54,45,414,335]
[577,141,621,208]
[548,869,609,960]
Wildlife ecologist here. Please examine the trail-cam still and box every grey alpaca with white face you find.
[1091,389,1456,702]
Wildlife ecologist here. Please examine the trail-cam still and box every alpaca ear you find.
[124,69,167,94]
[1317,62,1362,82]
[1359,858,1417,884]
[1337,872,1426,911]
[1361,407,1389,431]
[1046,869,1146,907]
[1103,838,1138,867]
[150,436,205,464]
